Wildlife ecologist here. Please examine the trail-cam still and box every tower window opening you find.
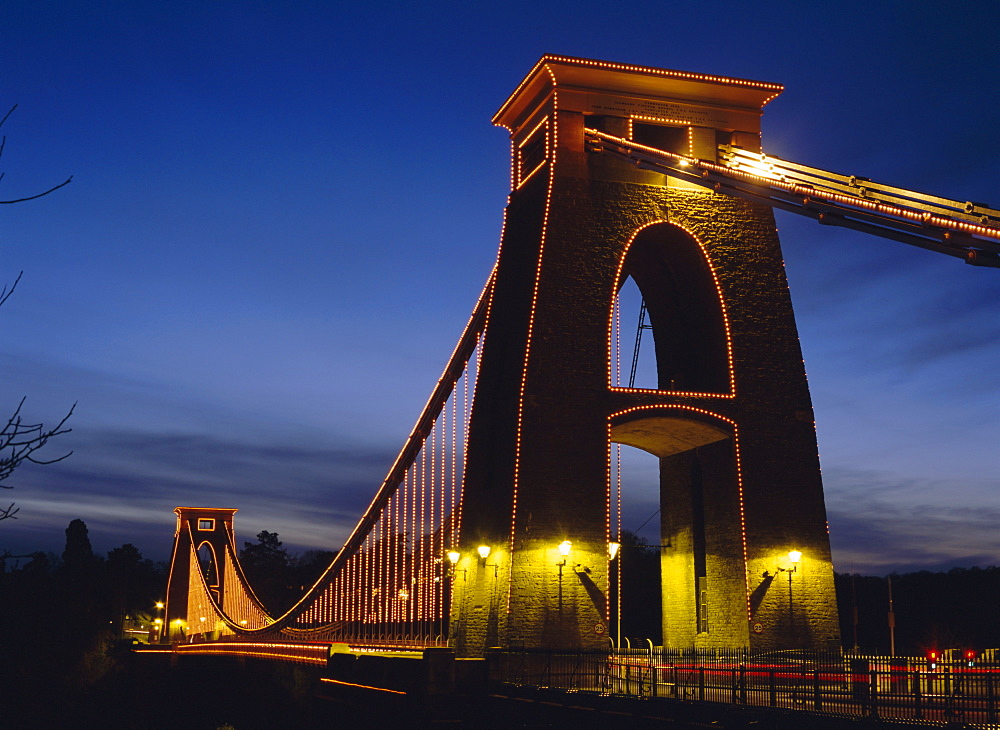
[632,122,687,155]
[518,122,548,184]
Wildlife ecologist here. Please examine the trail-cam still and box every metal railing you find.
[488,647,1000,727]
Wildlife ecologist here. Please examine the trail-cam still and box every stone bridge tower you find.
[164,507,239,641]
[451,56,840,655]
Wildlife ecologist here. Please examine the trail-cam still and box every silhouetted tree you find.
[835,566,1000,655]
[611,530,662,644]
[288,549,337,592]
[60,519,105,655]
[106,543,162,637]
[240,530,294,612]
[62,517,96,572]
[0,522,175,723]
[241,530,289,571]
[238,534,339,613]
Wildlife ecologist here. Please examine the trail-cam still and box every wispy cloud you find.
[0,427,397,560]
[825,465,1000,573]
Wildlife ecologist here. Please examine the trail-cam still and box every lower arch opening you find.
[610,413,741,650]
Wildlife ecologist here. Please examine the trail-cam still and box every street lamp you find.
[785,551,801,638]
[556,541,572,610]
[609,540,621,649]
[154,601,165,643]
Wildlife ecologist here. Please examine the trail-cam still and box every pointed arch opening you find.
[196,541,219,588]
[612,222,732,395]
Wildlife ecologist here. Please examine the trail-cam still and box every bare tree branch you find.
[0,105,73,204]
[0,177,73,205]
[0,271,22,309]
[0,107,75,521]
[0,104,16,129]
[0,272,75,521]
[0,398,75,487]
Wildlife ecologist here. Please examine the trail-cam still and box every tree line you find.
[236,529,335,614]
[0,519,164,718]
[0,519,339,724]
[835,567,1000,656]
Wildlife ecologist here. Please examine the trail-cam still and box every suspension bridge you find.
[148,55,998,722]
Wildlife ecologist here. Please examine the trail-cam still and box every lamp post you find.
[557,541,571,611]
[153,601,165,643]
[609,540,621,649]
[445,549,461,640]
[786,550,801,639]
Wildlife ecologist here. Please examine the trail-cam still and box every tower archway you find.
[196,541,220,598]
[615,221,731,395]
[610,407,743,648]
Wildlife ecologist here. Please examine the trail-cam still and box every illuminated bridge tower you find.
[451,56,840,655]
[164,507,240,641]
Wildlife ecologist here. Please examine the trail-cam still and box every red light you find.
[965,650,976,659]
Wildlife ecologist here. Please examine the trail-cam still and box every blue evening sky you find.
[1,1,997,574]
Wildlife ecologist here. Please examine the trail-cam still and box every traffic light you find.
[927,649,939,669]
[964,649,976,667]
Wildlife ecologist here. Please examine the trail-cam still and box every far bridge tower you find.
[164,507,240,641]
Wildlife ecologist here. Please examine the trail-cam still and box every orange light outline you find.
[494,55,783,124]
[319,677,407,695]
[169,57,790,647]
[628,114,691,129]
[176,641,329,665]
[507,67,559,617]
